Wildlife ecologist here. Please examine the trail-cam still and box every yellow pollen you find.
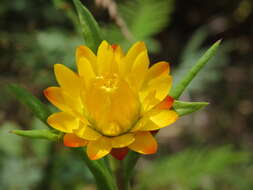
[94,74,119,92]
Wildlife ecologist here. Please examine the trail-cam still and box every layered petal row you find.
[44,41,178,160]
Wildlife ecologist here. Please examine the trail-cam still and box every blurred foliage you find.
[0,30,81,85]
[103,0,174,52]
[0,119,93,190]
[137,146,253,190]
[0,121,49,189]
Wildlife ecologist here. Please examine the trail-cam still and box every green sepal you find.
[170,40,221,99]
[11,129,62,141]
[7,84,51,125]
[82,148,117,190]
[173,100,209,116]
[73,0,103,52]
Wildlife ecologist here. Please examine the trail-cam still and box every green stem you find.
[82,149,117,190]
[123,151,140,190]
[110,158,125,190]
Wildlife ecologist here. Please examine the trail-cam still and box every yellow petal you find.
[146,61,170,82]
[139,90,158,112]
[123,41,147,74]
[130,50,149,90]
[61,91,84,118]
[128,132,157,154]
[149,110,178,128]
[63,133,88,147]
[87,137,112,160]
[111,133,135,148]
[44,87,69,112]
[47,112,79,133]
[54,64,81,97]
[111,45,123,74]
[130,118,145,132]
[112,44,124,58]
[155,75,172,100]
[140,75,172,112]
[96,41,114,75]
[137,120,158,131]
[74,123,101,141]
[44,87,85,120]
[76,45,97,72]
[113,45,125,75]
[148,75,172,101]
[77,57,95,87]
[109,79,140,131]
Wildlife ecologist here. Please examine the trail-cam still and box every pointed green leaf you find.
[73,0,102,52]
[173,100,209,116]
[170,40,221,99]
[11,129,62,141]
[7,84,51,125]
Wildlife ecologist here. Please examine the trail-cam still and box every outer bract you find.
[44,41,178,160]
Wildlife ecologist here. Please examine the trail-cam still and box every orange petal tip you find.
[63,133,88,148]
[111,44,118,50]
[43,88,52,100]
[145,144,157,154]
[43,88,49,97]
[43,87,59,102]
[88,152,104,160]
[156,96,174,109]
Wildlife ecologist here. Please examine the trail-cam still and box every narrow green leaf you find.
[173,100,209,116]
[73,0,102,52]
[8,84,51,125]
[82,148,117,190]
[170,40,221,99]
[11,129,61,141]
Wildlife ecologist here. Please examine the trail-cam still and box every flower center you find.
[94,74,119,93]
[85,73,140,136]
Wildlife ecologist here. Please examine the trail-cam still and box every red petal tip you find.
[110,147,129,160]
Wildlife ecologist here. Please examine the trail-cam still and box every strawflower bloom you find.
[44,41,178,160]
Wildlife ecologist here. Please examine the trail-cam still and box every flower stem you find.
[82,149,117,190]
[123,151,140,190]
[114,160,126,190]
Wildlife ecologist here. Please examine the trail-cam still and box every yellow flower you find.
[44,41,178,160]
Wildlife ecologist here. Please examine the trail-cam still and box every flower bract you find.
[44,41,178,160]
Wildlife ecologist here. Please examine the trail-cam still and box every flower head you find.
[44,41,178,160]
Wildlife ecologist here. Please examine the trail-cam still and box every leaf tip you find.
[201,102,210,106]
[215,39,222,46]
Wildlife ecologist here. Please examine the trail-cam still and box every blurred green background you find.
[0,0,253,189]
